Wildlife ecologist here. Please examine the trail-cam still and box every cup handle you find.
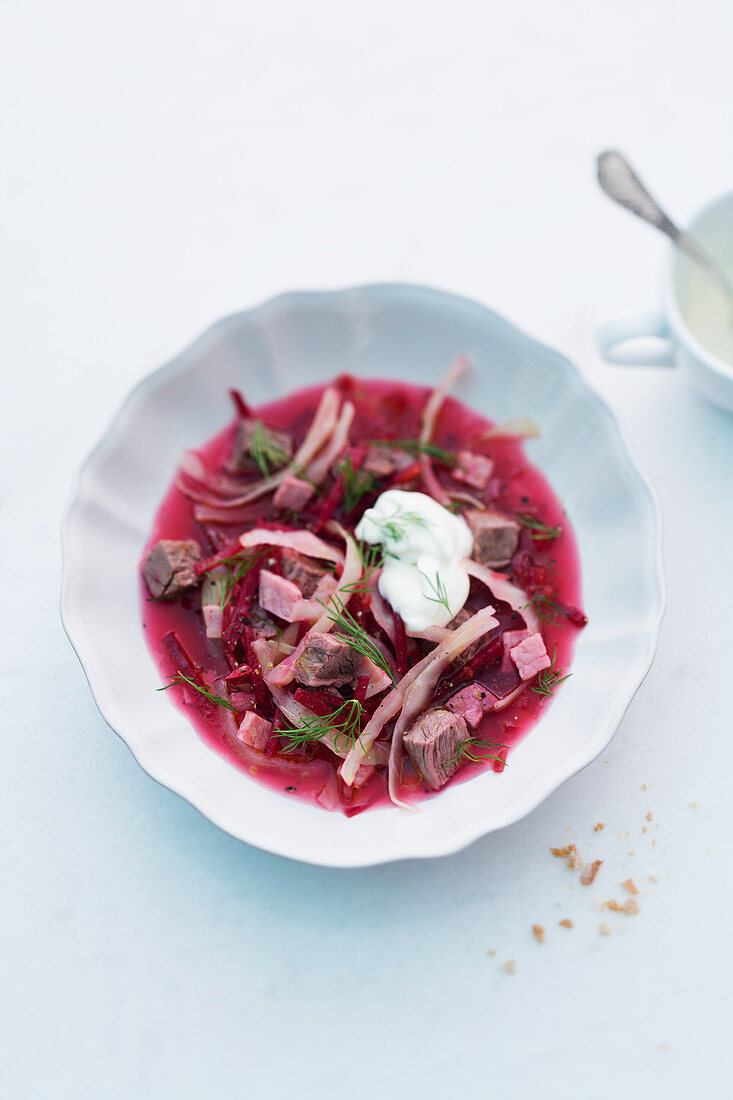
[596,312,675,367]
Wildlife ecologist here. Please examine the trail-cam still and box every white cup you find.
[597,191,733,413]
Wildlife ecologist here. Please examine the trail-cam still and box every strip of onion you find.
[447,488,486,510]
[340,603,497,786]
[463,559,540,633]
[305,400,355,485]
[478,416,540,442]
[203,387,341,509]
[239,527,344,565]
[367,572,396,644]
[418,356,468,506]
[309,523,362,633]
[269,684,388,764]
[405,624,451,643]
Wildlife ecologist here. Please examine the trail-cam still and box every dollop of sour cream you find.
[355,489,473,633]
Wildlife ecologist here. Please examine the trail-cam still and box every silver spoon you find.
[597,149,733,308]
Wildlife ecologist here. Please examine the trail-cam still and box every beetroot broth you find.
[141,375,585,814]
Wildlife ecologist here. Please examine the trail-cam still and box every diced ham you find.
[509,632,551,680]
[236,711,273,750]
[202,604,223,638]
[403,708,468,790]
[230,418,293,472]
[142,539,202,598]
[273,475,315,511]
[280,550,329,597]
[453,451,494,489]
[465,509,520,568]
[258,569,303,622]
[294,632,362,687]
[443,683,492,728]
[502,628,530,669]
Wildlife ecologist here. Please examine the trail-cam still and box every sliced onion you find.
[239,527,344,565]
[367,573,396,644]
[305,400,355,485]
[418,357,468,506]
[479,416,540,442]
[463,558,540,633]
[309,523,362,633]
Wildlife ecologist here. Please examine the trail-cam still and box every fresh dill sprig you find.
[324,597,397,684]
[448,738,508,769]
[527,592,571,625]
[278,697,365,754]
[158,673,237,711]
[338,456,376,513]
[419,567,451,615]
[370,439,459,467]
[202,551,264,610]
[516,513,563,541]
[369,509,429,544]
[531,645,571,697]
[249,420,291,477]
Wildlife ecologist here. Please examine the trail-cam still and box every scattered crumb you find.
[603,899,640,915]
[646,812,653,821]
[657,1045,669,1052]
[550,844,582,869]
[622,878,639,895]
[628,851,635,857]
[648,874,659,884]
[641,784,647,791]
[642,826,648,833]
[501,960,516,974]
[580,860,603,885]
[652,839,656,846]
[487,949,496,956]
[594,822,605,832]
[559,918,573,929]
[689,802,698,809]
[532,924,545,944]
[625,830,630,836]
[599,922,612,936]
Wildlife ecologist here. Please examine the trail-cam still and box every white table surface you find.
[3,2,732,1097]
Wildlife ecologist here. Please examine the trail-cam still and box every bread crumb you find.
[594,822,605,831]
[603,898,640,915]
[628,850,635,857]
[580,859,603,885]
[689,802,698,809]
[558,918,573,929]
[657,1044,668,1052]
[501,960,516,974]
[641,784,647,790]
[623,898,640,914]
[599,922,611,936]
[642,826,647,833]
[646,811,653,821]
[550,844,582,869]
[603,899,623,912]
[532,924,545,943]
[622,878,639,895]
[648,874,659,884]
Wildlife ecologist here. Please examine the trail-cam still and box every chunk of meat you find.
[243,602,279,640]
[280,550,329,598]
[142,539,202,598]
[403,708,468,790]
[259,569,303,622]
[230,418,293,473]
[465,509,520,568]
[236,711,273,750]
[294,632,362,687]
[362,446,414,479]
[443,683,493,728]
[273,475,314,511]
[453,451,494,489]
[509,632,551,680]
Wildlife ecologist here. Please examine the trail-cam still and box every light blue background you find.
[3,1,732,1097]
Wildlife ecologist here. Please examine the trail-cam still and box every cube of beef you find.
[142,539,202,598]
[230,418,293,473]
[362,446,414,479]
[280,550,329,598]
[403,708,468,790]
[465,509,520,568]
[294,632,362,688]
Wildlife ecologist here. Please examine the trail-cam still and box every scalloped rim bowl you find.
[61,284,664,867]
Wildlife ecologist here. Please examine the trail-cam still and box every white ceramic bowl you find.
[61,284,664,866]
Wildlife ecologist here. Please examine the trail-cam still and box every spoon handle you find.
[597,149,733,303]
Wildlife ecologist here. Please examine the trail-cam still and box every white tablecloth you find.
[3,2,732,1097]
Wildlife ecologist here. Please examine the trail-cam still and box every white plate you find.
[61,284,665,866]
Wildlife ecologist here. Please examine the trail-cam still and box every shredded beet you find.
[229,388,252,418]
